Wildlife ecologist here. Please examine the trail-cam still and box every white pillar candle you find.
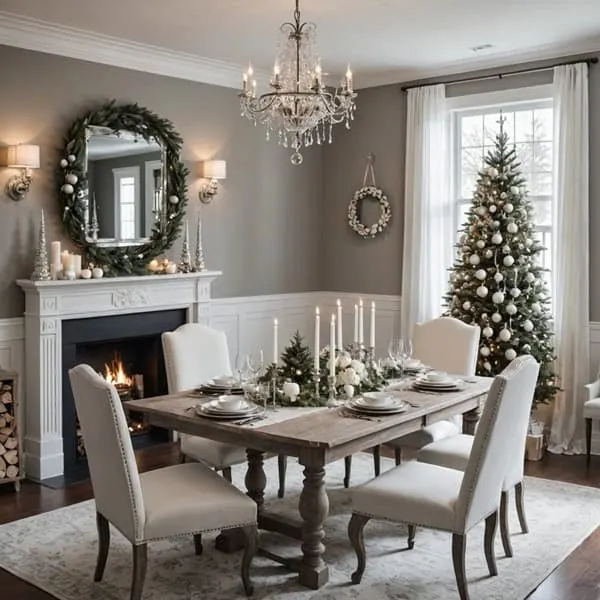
[61,250,70,271]
[314,307,320,371]
[358,298,364,346]
[354,304,359,343]
[330,314,336,377]
[336,299,343,350]
[73,254,82,277]
[66,254,76,272]
[273,318,279,365]
[369,301,376,349]
[50,241,61,266]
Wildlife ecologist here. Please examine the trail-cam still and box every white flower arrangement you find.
[347,185,392,239]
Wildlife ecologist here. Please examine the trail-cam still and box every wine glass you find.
[388,339,404,367]
[236,353,250,385]
[257,382,271,413]
[401,339,413,366]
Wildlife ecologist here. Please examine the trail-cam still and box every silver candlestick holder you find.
[271,366,278,411]
[326,374,337,407]
[367,346,376,365]
[313,368,321,402]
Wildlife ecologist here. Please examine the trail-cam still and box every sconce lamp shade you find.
[7,144,40,169]
[202,160,226,180]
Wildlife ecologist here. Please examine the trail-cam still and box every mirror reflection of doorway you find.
[112,166,140,239]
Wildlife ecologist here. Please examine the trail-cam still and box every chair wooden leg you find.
[515,481,529,534]
[348,513,371,584]
[193,534,203,556]
[452,534,469,600]
[586,418,592,466]
[240,525,259,596]
[130,543,148,600]
[277,454,287,498]
[344,456,352,488]
[394,447,402,466]
[94,512,110,582]
[373,445,381,476]
[499,490,513,558]
[222,467,232,483]
[484,511,499,576]
[407,524,416,550]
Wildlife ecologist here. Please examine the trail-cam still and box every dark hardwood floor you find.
[1,445,599,599]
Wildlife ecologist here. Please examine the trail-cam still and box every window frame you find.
[448,85,554,274]
[112,165,140,240]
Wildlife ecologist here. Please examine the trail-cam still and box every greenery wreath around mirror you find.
[58,100,188,275]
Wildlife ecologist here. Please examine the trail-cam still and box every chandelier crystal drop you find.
[239,0,357,165]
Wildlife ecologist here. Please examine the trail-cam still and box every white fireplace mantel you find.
[17,271,221,480]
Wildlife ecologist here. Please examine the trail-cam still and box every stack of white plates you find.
[196,378,244,396]
[347,392,407,415]
[195,397,261,420]
[413,371,463,392]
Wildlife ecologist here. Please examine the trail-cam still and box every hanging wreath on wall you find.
[347,154,391,239]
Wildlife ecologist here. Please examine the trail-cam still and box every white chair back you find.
[68,364,145,543]
[162,323,232,393]
[456,355,539,531]
[413,317,480,376]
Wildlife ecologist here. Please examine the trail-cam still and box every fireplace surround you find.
[17,271,221,480]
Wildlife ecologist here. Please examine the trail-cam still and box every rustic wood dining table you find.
[125,377,491,590]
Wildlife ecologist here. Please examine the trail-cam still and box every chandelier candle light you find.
[239,0,357,165]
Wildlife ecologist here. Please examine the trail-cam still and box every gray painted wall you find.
[322,54,600,319]
[0,45,323,318]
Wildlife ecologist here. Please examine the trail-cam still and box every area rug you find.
[1,455,599,600]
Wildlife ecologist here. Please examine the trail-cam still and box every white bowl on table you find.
[212,375,237,387]
[361,391,393,407]
[217,395,247,411]
[424,370,450,384]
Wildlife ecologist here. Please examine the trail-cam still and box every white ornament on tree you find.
[503,255,515,267]
[483,361,492,371]
[522,320,534,332]
[525,238,533,248]
[462,301,471,310]
[476,240,485,249]
[485,249,494,259]
[492,312,502,323]
[492,291,505,304]
[507,223,518,234]
[503,203,514,213]
[477,285,489,298]
[65,173,78,185]
[509,186,520,195]
[489,205,497,213]
[480,346,490,357]
[506,302,517,316]
[505,348,517,361]
[61,183,74,195]
[531,302,541,315]
[491,233,503,244]
[483,326,494,338]
[510,287,521,298]
[525,272,536,283]
[498,328,511,342]
[469,254,480,265]
[475,269,487,280]
[494,272,504,283]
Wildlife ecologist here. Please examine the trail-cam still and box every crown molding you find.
[0,10,272,89]
[354,38,600,89]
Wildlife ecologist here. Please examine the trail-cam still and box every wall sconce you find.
[199,160,226,203]
[5,144,40,201]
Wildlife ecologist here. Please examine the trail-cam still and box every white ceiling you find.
[1,0,600,87]
[88,136,161,160]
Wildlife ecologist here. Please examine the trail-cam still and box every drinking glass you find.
[401,339,413,365]
[236,353,250,384]
[388,339,404,367]
[257,382,271,413]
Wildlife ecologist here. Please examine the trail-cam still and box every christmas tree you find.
[278,330,314,387]
[446,120,558,406]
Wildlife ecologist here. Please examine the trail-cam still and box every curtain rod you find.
[400,56,598,92]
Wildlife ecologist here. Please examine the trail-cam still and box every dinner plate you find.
[345,402,407,416]
[415,375,460,387]
[352,397,406,412]
[195,403,260,419]
[196,384,244,395]
[413,382,463,393]
[204,399,255,414]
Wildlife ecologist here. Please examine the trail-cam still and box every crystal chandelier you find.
[239,0,357,165]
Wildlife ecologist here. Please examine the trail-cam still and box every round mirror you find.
[58,100,188,275]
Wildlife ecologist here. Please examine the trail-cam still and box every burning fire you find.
[104,355,132,388]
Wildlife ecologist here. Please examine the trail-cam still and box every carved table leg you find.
[298,462,330,589]
[463,403,482,436]
[216,449,266,553]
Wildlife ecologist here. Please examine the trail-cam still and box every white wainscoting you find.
[0,318,24,407]
[588,323,600,453]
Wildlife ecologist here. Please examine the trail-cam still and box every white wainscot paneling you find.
[589,322,600,453]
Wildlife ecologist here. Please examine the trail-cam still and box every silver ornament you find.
[469,254,480,265]
[476,240,485,249]
[498,328,511,342]
[491,233,502,244]
[475,269,487,280]
[489,205,497,213]
[485,249,494,259]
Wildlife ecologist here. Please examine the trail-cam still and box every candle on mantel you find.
[358,298,364,346]
[314,307,320,372]
[61,250,70,271]
[330,314,336,377]
[369,301,376,349]
[336,299,343,350]
[273,318,279,365]
[50,241,61,267]
[354,304,359,343]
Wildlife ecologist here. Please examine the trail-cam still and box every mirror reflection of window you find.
[113,166,140,239]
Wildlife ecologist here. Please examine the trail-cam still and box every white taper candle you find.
[369,301,376,349]
[273,318,279,365]
[358,298,364,346]
[330,314,336,377]
[354,304,358,343]
[336,299,343,350]
[314,307,320,371]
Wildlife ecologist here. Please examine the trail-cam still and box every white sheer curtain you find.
[548,63,590,454]
[400,84,452,341]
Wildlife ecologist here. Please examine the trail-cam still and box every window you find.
[113,166,140,239]
[451,88,554,276]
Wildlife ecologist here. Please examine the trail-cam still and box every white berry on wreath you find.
[60,158,68,168]
[65,173,78,185]
[67,154,76,163]
[61,183,74,194]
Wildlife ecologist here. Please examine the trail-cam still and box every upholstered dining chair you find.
[347,356,539,600]
[417,358,540,558]
[342,317,480,487]
[69,364,258,600]
[584,377,600,465]
[162,323,288,497]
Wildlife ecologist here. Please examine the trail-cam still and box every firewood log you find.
[4,414,12,423]
[4,437,17,450]
[0,455,6,477]
[0,434,8,444]
[0,391,11,404]
[0,426,13,436]
[0,417,5,429]
[6,465,18,479]
[4,450,18,465]
[0,403,6,414]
